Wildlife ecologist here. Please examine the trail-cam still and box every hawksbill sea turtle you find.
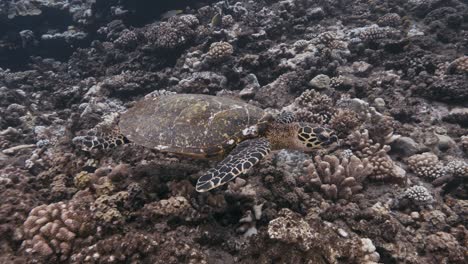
[73,92,338,192]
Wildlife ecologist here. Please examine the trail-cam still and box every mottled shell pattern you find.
[119,94,267,157]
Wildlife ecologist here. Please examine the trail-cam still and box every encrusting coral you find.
[267,208,381,263]
[267,208,315,251]
[92,191,129,227]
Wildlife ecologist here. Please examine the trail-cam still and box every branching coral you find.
[346,130,403,181]
[21,202,95,262]
[113,29,140,50]
[302,154,372,200]
[145,18,195,49]
[285,89,335,124]
[445,160,468,178]
[168,15,199,29]
[404,185,434,206]
[431,160,467,196]
[329,109,363,137]
[206,41,234,61]
[377,13,402,27]
[407,152,446,180]
[315,31,348,51]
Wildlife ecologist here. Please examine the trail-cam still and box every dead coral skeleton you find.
[267,208,315,251]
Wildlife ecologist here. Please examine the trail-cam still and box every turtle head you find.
[72,131,129,151]
[295,124,338,151]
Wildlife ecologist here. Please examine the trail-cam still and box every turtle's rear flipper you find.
[72,132,129,151]
[196,138,271,192]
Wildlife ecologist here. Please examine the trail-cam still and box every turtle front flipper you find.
[72,130,129,151]
[196,138,271,192]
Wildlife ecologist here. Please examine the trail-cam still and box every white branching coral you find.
[445,160,468,178]
[404,185,434,206]
[285,89,335,124]
[407,152,446,180]
[303,155,372,200]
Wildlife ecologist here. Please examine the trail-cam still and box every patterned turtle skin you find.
[119,94,267,157]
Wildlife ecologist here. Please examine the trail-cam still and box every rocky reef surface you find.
[0,0,467,263]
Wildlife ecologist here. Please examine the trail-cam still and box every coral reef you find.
[0,0,467,263]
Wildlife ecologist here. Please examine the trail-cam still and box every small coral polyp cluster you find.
[0,0,467,263]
